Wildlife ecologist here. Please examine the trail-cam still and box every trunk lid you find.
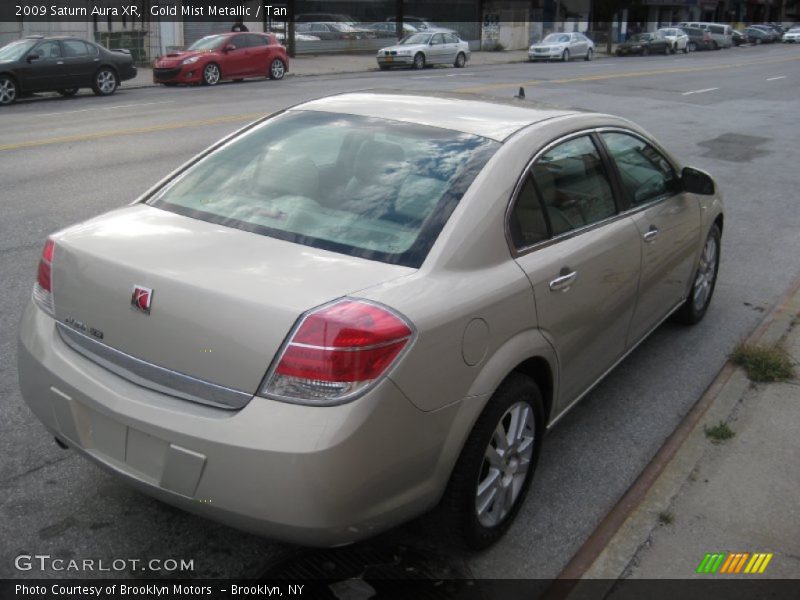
[51,205,413,401]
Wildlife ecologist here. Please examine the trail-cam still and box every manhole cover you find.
[697,133,770,163]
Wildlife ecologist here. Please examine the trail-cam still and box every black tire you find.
[585,48,594,61]
[413,52,425,70]
[562,49,570,62]
[91,67,118,96]
[642,46,650,56]
[755,38,761,45]
[202,62,221,86]
[674,224,721,325]
[454,52,466,68]
[378,64,390,70]
[269,58,285,80]
[0,75,17,106]
[58,87,79,97]
[713,41,720,50]
[440,373,544,550]
[664,44,672,55]
[688,41,697,52]
[683,44,689,54]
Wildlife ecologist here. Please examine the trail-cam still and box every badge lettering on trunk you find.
[131,285,153,314]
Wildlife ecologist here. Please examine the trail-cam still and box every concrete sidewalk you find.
[574,283,800,585]
[123,48,613,89]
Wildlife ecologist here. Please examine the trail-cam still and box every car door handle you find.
[549,270,578,292]
[643,226,660,243]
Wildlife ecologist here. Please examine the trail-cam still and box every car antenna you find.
[514,87,525,99]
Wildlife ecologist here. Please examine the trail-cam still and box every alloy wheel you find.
[96,70,116,95]
[0,77,17,105]
[270,59,285,80]
[475,401,535,528]
[203,64,220,85]
[693,233,718,312]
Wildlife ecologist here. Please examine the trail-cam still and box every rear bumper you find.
[119,64,137,82]
[17,301,464,546]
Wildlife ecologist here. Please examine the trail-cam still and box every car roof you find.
[292,92,577,142]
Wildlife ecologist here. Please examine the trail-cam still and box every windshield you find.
[401,33,431,45]
[542,34,570,43]
[630,34,650,42]
[148,111,499,268]
[187,35,226,51]
[0,39,37,61]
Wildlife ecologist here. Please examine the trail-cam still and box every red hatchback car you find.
[153,32,288,86]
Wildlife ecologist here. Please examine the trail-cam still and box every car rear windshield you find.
[147,110,499,268]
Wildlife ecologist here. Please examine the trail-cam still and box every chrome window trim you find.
[505,126,683,259]
[56,322,252,410]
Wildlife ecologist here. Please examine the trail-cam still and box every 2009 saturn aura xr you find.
[18,92,723,549]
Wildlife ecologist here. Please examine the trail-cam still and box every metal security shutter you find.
[183,22,229,48]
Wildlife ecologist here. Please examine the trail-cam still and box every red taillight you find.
[33,237,55,316]
[37,238,54,292]
[263,299,413,404]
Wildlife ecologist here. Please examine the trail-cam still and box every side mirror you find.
[27,53,40,62]
[682,166,715,195]
[223,44,236,52]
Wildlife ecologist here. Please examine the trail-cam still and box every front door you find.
[19,40,68,91]
[510,134,642,411]
[598,131,701,344]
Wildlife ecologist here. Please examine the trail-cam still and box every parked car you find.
[153,32,288,86]
[528,32,595,61]
[781,27,800,42]
[385,16,455,34]
[677,22,732,49]
[377,31,470,70]
[18,90,723,549]
[657,27,689,53]
[364,22,419,38]
[682,27,715,52]
[616,32,672,56]
[0,35,136,106]
[743,27,777,44]
[731,29,749,46]
[295,22,375,40]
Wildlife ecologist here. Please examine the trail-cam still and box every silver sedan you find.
[18,92,722,549]
[658,27,690,53]
[529,32,596,61]
[377,31,470,69]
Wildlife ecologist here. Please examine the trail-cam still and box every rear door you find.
[243,33,269,76]
[598,131,701,344]
[222,34,251,77]
[510,134,642,411]
[61,39,98,86]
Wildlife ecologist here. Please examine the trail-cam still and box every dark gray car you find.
[0,36,137,105]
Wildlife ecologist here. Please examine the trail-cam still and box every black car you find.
[732,29,748,46]
[0,36,137,106]
[616,32,672,56]
[744,27,777,44]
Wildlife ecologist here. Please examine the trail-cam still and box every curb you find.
[553,276,800,590]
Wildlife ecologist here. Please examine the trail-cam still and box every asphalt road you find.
[2,44,799,580]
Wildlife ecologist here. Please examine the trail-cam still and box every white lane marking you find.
[681,87,719,96]
[766,75,786,81]
[37,100,176,117]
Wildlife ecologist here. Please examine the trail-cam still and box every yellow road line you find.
[456,55,800,94]
[0,112,267,152]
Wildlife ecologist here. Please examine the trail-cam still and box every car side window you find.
[601,132,679,206]
[246,34,268,47]
[35,41,62,59]
[432,34,444,45]
[62,40,89,57]
[509,174,549,249]
[531,135,617,236]
[445,33,459,44]
[230,35,248,48]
